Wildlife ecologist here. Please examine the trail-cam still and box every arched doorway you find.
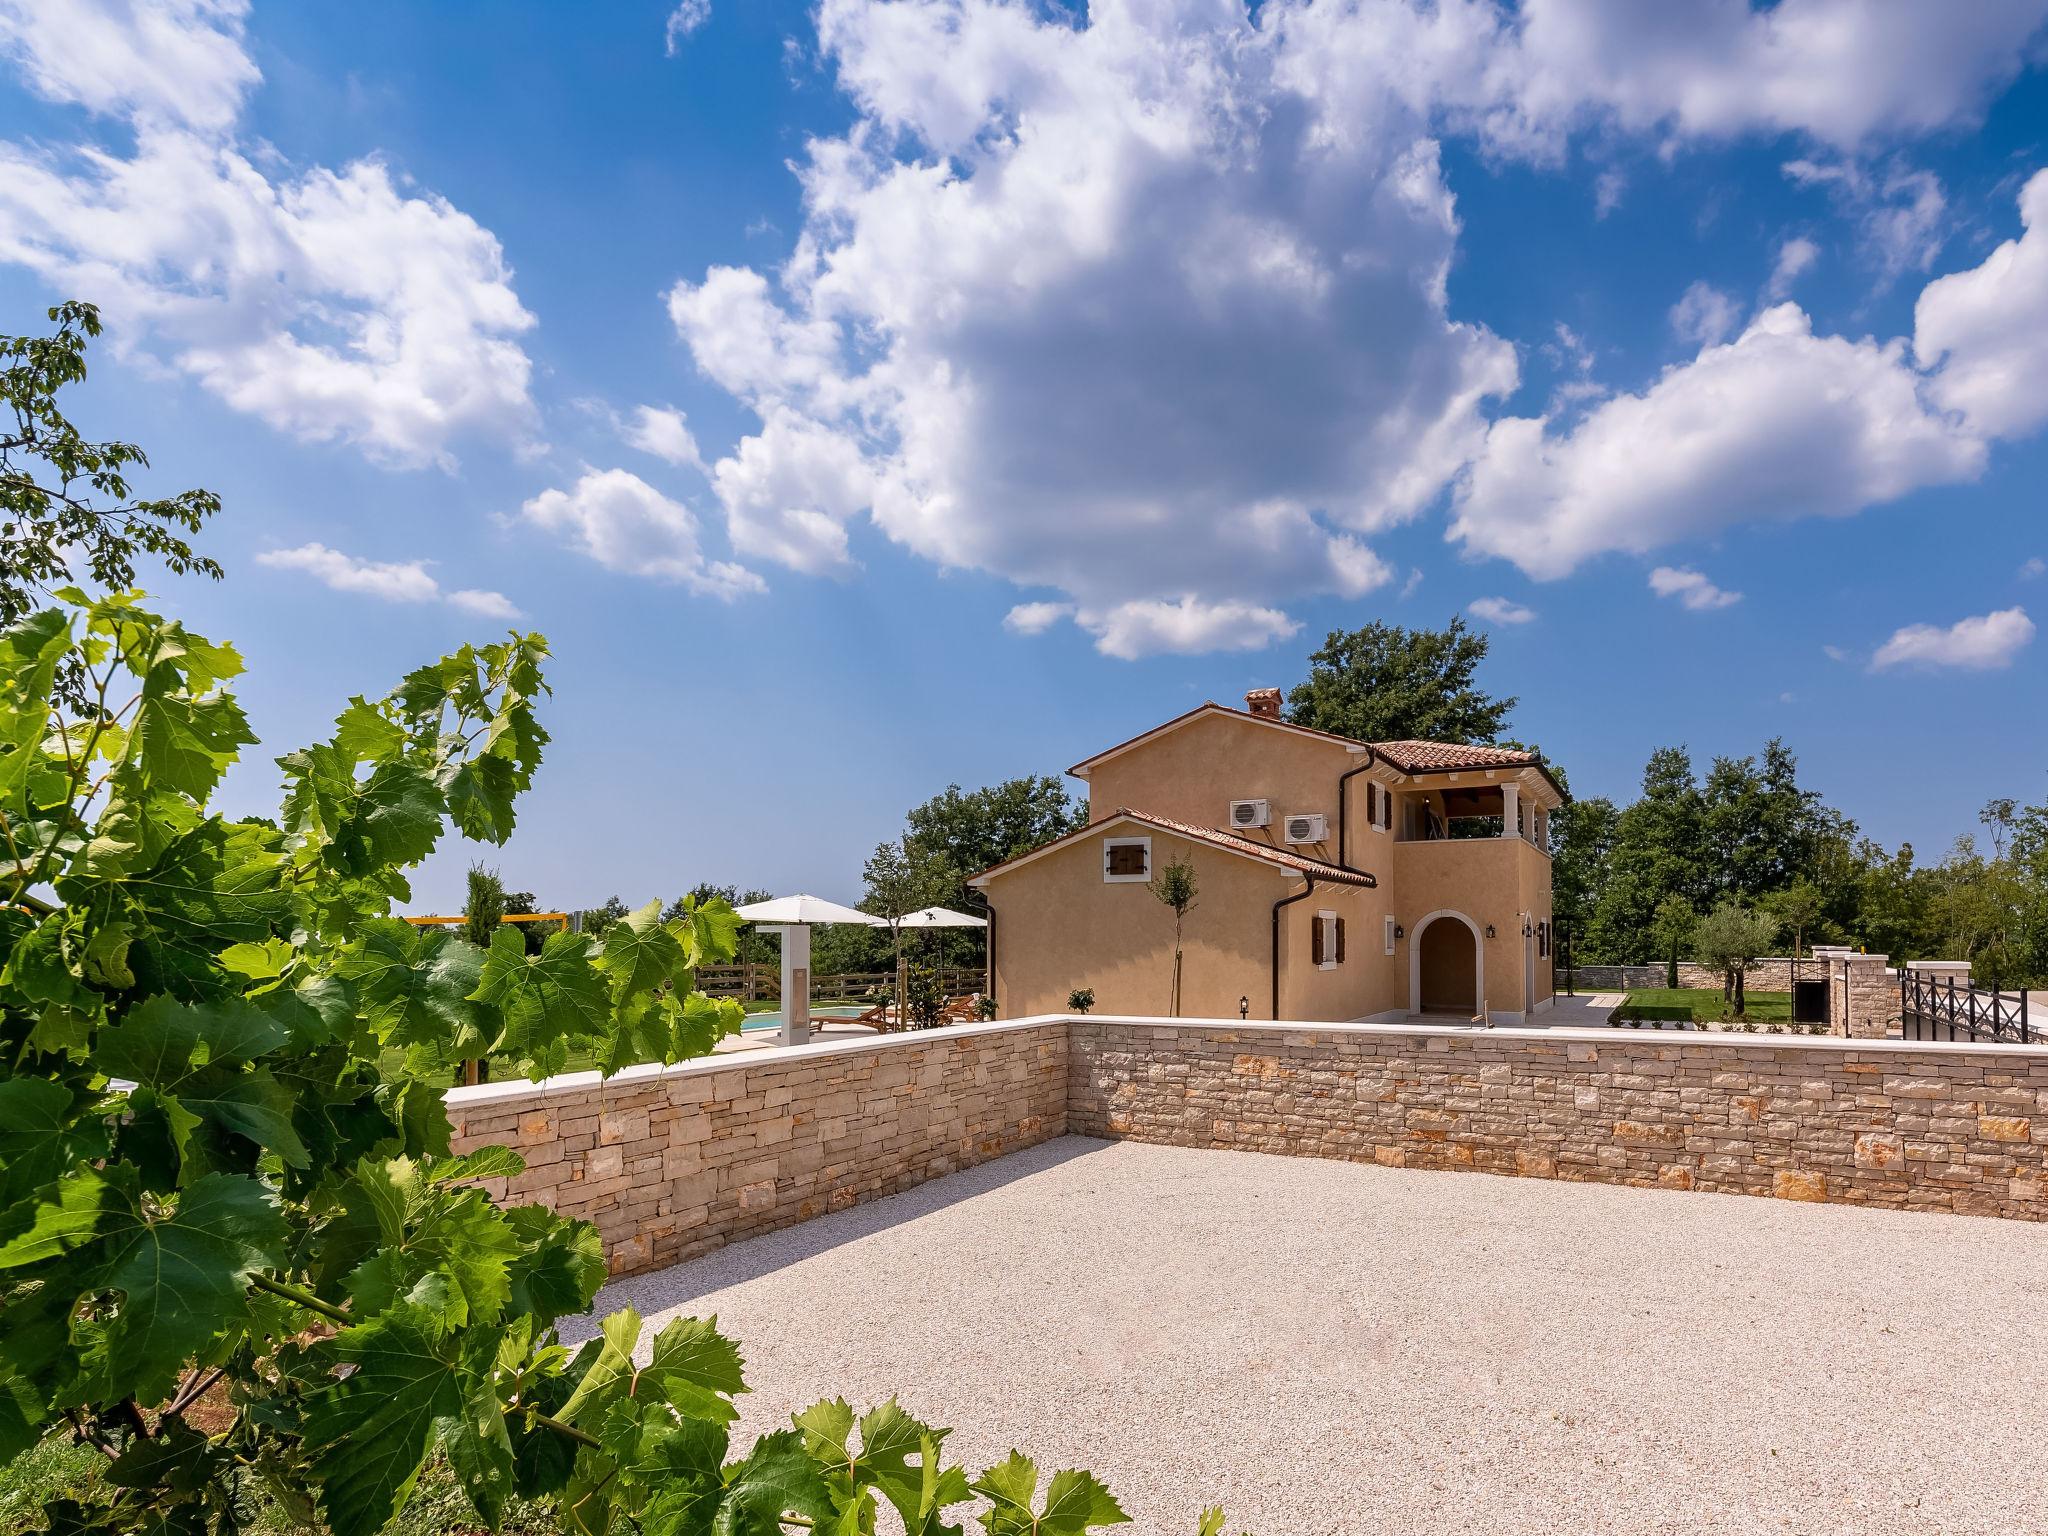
[1411,910,1482,1017]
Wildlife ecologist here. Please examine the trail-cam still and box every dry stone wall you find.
[1068,1021,2048,1219]
[445,1016,2048,1278]
[1569,959,1805,991]
[447,1022,1067,1274]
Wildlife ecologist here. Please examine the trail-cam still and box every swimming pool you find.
[739,1004,871,1030]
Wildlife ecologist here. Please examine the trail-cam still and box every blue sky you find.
[1,0,2045,913]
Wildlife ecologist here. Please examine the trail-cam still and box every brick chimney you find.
[1245,687,1282,720]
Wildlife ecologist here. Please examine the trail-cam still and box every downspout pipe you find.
[1271,876,1317,1020]
[1336,748,1377,875]
[984,903,997,1015]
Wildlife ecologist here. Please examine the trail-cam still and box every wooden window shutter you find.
[1367,783,1378,823]
[1311,916,1325,965]
[1106,842,1147,877]
[1335,916,1346,962]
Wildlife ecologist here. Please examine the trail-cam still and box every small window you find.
[1312,910,1344,970]
[1384,915,1397,956]
[1103,836,1151,882]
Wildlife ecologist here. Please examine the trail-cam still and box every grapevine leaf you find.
[0,608,72,811]
[597,901,688,1001]
[557,1307,641,1429]
[75,1172,288,1407]
[444,752,520,844]
[471,926,610,1063]
[427,1145,527,1184]
[337,919,488,1050]
[710,1429,835,1536]
[443,1330,517,1530]
[343,1159,519,1329]
[505,1205,608,1317]
[302,1304,464,1536]
[971,1454,1129,1536]
[0,1166,124,1268]
[129,663,255,803]
[94,993,286,1081]
[347,760,444,869]
[641,1314,746,1424]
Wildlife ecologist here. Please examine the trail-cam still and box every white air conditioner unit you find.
[1228,798,1271,829]
[1282,812,1327,845]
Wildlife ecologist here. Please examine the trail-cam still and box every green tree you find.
[1148,856,1199,1016]
[1650,895,1697,989]
[578,894,631,939]
[1762,878,1825,958]
[463,863,507,949]
[0,589,1172,1536]
[1587,747,1706,963]
[3,303,222,700]
[1285,617,1517,743]
[861,836,959,1020]
[1549,794,1616,960]
[1691,900,1779,1014]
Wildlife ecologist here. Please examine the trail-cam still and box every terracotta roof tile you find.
[1368,738,1540,772]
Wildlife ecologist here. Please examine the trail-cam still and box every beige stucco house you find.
[969,689,1565,1024]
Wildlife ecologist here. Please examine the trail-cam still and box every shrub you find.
[0,592,1184,1536]
[1068,986,1097,1014]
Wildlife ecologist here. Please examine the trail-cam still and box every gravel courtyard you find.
[581,1136,2048,1536]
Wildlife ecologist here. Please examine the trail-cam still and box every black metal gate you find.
[1899,970,2034,1043]
[1789,957,1832,1027]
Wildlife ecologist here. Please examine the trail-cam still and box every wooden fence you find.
[695,963,986,1003]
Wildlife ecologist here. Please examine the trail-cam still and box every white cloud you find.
[1669,282,1740,348]
[666,0,1522,651]
[1870,607,2034,671]
[1648,566,1742,611]
[255,543,520,618]
[1076,598,1301,662]
[1822,643,1849,663]
[1003,601,1073,636]
[447,589,523,620]
[1467,596,1536,624]
[1916,169,2048,442]
[1364,0,2048,157]
[1783,157,1946,279]
[0,0,538,469]
[665,0,710,54]
[1765,236,1821,299]
[620,405,704,470]
[654,0,2048,648]
[1453,304,1985,580]
[0,0,257,131]
[2021,556,2047,580]
[520,468,765,599]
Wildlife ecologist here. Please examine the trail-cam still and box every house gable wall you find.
[1082,711,1394,870]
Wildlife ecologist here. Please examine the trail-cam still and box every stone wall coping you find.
[444,1009,2048,1113]
[443,1016,1066,1110]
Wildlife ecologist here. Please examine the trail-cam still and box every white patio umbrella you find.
[896,905,988,929]
[733,894,885,1047]
[896,906,991,1010]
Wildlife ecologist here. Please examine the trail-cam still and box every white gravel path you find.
[579,1136,2048,1536]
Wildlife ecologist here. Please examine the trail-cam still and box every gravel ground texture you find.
[577,1136,2048,1536]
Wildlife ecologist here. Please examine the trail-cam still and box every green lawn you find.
[1616,987,1794,1023]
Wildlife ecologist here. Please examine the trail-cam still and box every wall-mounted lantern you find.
[1238,995,1250,1020]
[1484,924,1497,939]
[1393,924,1405,940]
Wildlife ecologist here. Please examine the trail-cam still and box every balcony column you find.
[1499,781,1519,841]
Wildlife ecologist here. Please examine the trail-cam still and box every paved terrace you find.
[582,1135,2048,1536]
